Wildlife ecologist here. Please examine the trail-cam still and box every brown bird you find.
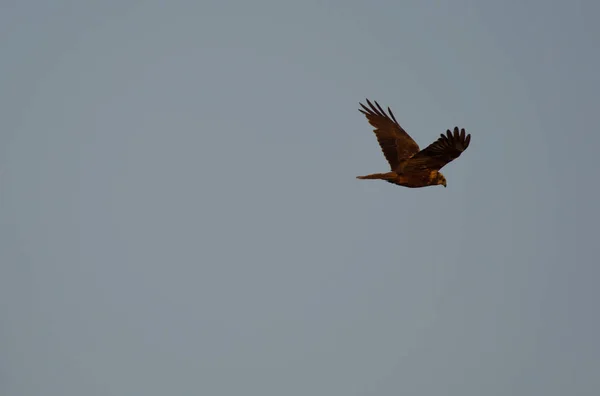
[356,99,471,188]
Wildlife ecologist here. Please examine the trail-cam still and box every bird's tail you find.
[356,172,396,180]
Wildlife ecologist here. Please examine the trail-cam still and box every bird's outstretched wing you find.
[359,99,420,170]
[406,127,471,171]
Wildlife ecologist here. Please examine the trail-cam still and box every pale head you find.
[436,173,447,188]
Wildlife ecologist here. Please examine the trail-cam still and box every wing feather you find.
[406,127,471,171]
[358,99,420,170]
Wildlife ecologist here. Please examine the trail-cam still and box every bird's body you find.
[356,99,471,188]
[356,169,444,188]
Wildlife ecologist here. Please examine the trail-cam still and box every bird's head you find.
[436,173,447,188]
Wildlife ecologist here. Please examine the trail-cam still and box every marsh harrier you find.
[356,99,471,188]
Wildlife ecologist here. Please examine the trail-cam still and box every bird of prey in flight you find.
[356,99,471,188]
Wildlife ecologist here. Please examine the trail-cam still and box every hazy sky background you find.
[1,1,599,395]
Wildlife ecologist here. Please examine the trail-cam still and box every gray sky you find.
[1,1,599,395]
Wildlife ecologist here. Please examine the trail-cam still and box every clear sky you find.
[1,1,599,395]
